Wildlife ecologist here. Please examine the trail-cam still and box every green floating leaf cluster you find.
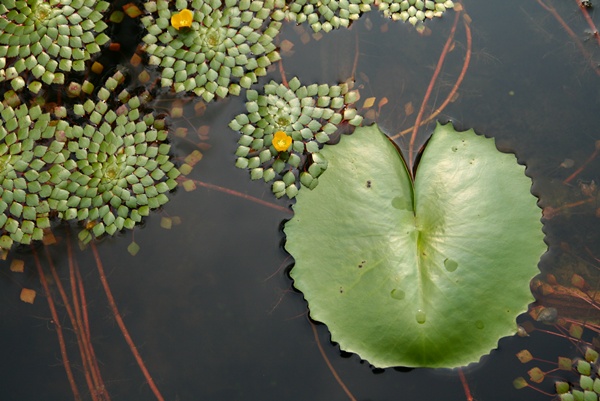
[0,72,181,249]
[229,78,362,199]
[0,103,57,249]
[0,0,111,93]
[141,0,282,102]
[377,0,454,25]
[282,0,373,33]
[555,349,600,401]
[63,87,181,243]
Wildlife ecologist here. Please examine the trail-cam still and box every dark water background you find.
[1,0,600,400]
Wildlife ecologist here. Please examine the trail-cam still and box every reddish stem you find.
[279,59,289,88]
[408,9,461,171]
[535,0,600,76]
[90,242,166,401]
[74,259,107,397]
[458,368,473,401]
[32,248,82,401]
[563,146,599,184]
[45,247,103,401]
[351,27,360,80]
[526,384,557,397]
[392,15,471,141]
[181,177,292,214]
[75,259,92,340]
[68,237,111,400]
[574,0,600,47]
[310,321,357,401]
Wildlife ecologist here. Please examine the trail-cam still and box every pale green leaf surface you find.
[285,123,544,368]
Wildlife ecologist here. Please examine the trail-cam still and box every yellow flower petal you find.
[171,9,194,30]
[273,131,292,152]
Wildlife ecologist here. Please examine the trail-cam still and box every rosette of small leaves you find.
[141,0,282,102]
[281,0,373,33]
[555,348,600,401]
[57,92,180,244]
[0,0,111,93]
[0,102,69,249]
[377,0,454,26]
[229,78,362,199]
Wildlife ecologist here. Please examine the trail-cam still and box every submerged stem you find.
[90,242,166,401]
[310,321,357,401]
[33,248,83,401]
[407,9,461,173]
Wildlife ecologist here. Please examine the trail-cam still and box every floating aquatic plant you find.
[281,0,373,32]
[514,304,600,400]
[62,87,180,243]
[376,0,454,26]
[285,123,544,367]
[229,78,362,198]
[0,70,181,249]
[0,102,61,249]
[141,0,282,102]
[0,0,111,92]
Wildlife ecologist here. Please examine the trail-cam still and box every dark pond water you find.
[1,0,600,400]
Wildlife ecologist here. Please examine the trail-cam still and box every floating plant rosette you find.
[229,78,362,199]
[0,103,64,248]
[280,0,374,33]
[141,0,282,102]
[61,87,180,243]
[376,0,454,26]
[0,0,111,93]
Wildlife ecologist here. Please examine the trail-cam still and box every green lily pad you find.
[284,122,545,368]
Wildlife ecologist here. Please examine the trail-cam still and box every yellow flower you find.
[273,131,292,152]
[171,9,194,30]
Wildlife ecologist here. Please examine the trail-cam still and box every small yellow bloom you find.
[171,9,194,30]
[273,131,292,152]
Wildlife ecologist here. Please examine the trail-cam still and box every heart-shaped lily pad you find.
[284,123,545,368]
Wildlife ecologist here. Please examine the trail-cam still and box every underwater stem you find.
[32,248,83,401]
[458,368,473,401]
[534,0,600,76]
[574,0,600,47]
[67,236,111,401]
[310,321,357,401]
[90,242,166,401]
[181,177,292,214]
[563,146,599,184]
[392,15,471,141]
[408,8,461,172]
[45,247,104,401]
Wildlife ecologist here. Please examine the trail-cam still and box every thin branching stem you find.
[32,248,83,401]
[408,9,461,172]
[45,247,103,401]
[392,13,471,141]
[310,321,357,401]
[90,242,166,401]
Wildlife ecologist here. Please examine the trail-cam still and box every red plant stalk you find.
[67,236,111,400]
[408,9,461,171]
[73,260,107,396]
[535,0,600,76]
[32,249,83,401]
[90,242,166,401]
[179,177,292,214]
[391,15,472,141]
[278,59,289,88]
[458,368,474,401]
[563,146,599,184]
[574,0,600,47]
[45,247,103,401]
[310,322,357,401]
